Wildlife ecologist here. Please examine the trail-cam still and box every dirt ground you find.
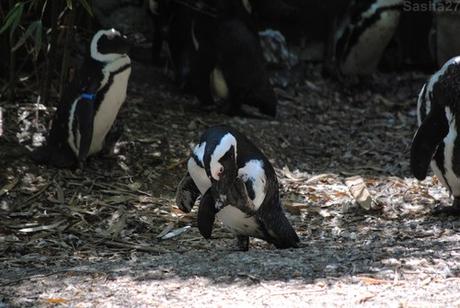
[1,61,460,307]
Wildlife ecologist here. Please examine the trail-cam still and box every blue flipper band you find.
[81,93,96,100]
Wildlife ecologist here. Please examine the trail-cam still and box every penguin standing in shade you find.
[31,29,131,168]
[336,0,403,75]
[176,125,299,250]
[164,0,278,117]
[411,56,460,215]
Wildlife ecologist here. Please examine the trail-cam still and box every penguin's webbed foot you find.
[234,235,249,251]
[433,199,460,216]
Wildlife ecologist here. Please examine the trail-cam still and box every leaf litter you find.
[1,63,460,306]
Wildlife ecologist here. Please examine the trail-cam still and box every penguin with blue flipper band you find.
[411,56,460,215]
[176,125,299,250]
[31,29,131,169]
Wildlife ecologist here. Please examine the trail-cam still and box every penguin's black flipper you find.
[176,172,201,213]
[197,189,217,239]
[410,105,449,180]
[75,98,94,168]
[257,201,299,249]
[76,79,100,167]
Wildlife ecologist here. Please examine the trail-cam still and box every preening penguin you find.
[336,0,403,75]
[176,125,299,250]
[31,29,131,168]
[411,56,460,215]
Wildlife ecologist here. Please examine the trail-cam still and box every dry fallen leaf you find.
[106,205,127,238]
[284,202,309,215]
[359,276,390,285]
[160,226,191,240]
[44,298,68,304]
[345,176,377,210]
[357,292,376,304]
[0,178,19,197]
[18,220,66,233]
[156,222,175,239]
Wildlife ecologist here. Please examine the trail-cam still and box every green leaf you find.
[33,20,43,60]
[12,20,39,52]
[40,0,49,19]
[65,0,73,10]
[9,2,25,37]
[0,2,24,35]
[78,0,93,16]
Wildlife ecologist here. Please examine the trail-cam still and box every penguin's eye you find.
[218,166,224,175]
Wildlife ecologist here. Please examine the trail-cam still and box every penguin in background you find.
[31,29,131,169]
[162,0,277,117]
[148,0,206,87]
[195,0,278,117]
[212,3,278,117]
[411,56,460,215]
[336,0,403,75]
[176,125,299,250]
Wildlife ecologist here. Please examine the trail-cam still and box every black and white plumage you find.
[31,29,131,168]
[336,0,403,75]
[162,0,278,117]
[411,56,460,214]
[176,125,299,250]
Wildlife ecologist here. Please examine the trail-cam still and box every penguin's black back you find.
[47,57,104,148]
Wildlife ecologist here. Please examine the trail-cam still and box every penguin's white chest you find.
[439,112,460,196]
[217,206,261,236]
[342,10,400,74]
[89,66,131,155]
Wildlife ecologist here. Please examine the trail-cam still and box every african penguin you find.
[176,125,299,250]
[336,0,403,75]
[199,0,278,116]
[164,0,277,117]
[31,29,131,169]
[411,56,460,215]
[212,15,277,116]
